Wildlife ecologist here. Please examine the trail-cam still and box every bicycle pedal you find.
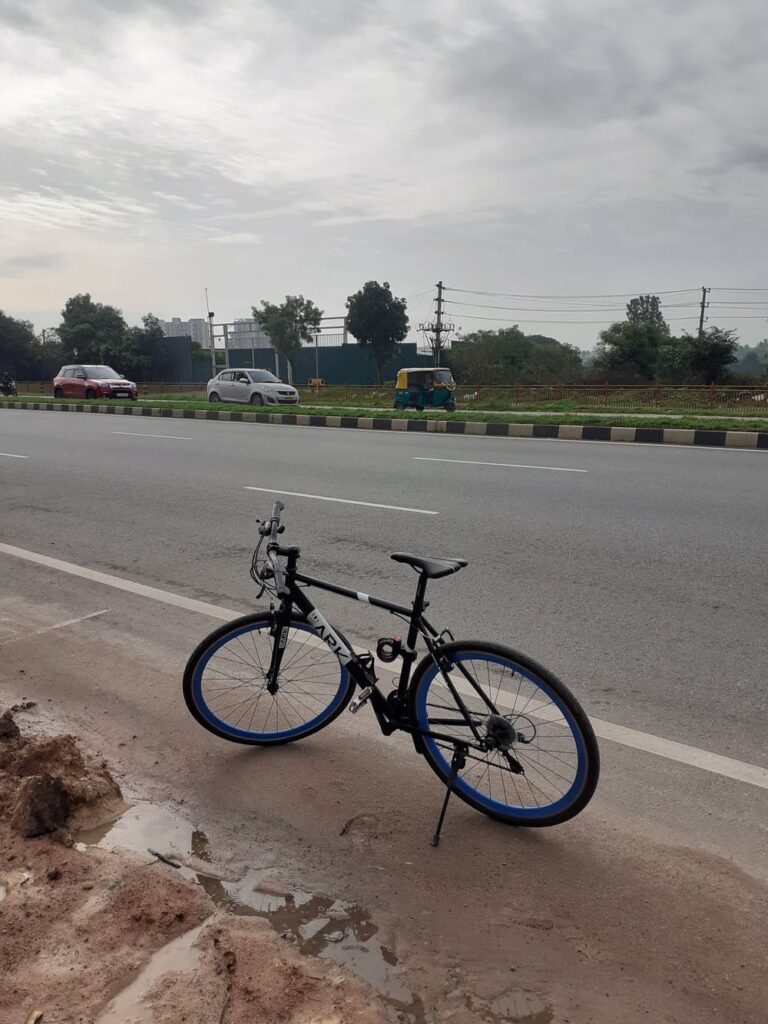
[349,687,373,714]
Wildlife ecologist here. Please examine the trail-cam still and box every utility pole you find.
[698,286,710,341]
[419,280,454,366]
[434,279,444,363]
[205,288,216,378]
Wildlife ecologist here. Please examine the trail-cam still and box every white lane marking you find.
[244,486,438,515]
[414,456,588,473]
[436,676,768,790]
[0,609,112,648]
[468,435,768,454]
[40,609,111,633]
[1,540,766,791]
[0,452,28,459]
[113,431,192,440]
[0,543,238,622]
[590,716,768,789]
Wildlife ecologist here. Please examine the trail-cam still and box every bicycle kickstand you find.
[430,743,468,847]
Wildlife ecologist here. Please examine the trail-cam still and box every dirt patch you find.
[0,709,124,837]
[0,710,389,1024]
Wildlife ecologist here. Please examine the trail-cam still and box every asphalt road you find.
[1,408,767,1022]
[2,408,767,757]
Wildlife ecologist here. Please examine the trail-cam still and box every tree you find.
[448,327,582,383]
[678,327,738,384]
[731,340,768,380]
[123,314,170,381]
[58,293,128,363]
[626,295,669,332]
[0,311,38,377]
[592,322,663,381]
[345,281,409,384]
[591,295,671,382]
[252,295,323,383]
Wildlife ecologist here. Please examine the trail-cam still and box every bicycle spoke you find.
[419,649,587,815]
[194,620,348,739]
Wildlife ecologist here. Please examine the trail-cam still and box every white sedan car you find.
[207,368,300,406]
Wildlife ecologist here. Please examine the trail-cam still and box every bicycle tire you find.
[409,641,599,826]
[183,612,356,746]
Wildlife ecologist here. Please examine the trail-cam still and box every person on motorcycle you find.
[1,371,17,396]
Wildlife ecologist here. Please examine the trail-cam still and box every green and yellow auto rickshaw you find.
[394,367,456,412]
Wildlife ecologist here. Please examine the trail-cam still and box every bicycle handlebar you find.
[262,501,289,597]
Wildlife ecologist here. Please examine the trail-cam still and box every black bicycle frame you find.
[265,544,503,755]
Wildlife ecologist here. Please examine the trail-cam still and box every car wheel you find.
[85,388,95,399]
[250,392,264,406]
[394,401,406,410]
[209,391,220,403]
[53,387,63,399]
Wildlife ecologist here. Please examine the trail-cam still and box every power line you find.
[445,286,701,299]
[444,299,703,313]
[449,313,699,324]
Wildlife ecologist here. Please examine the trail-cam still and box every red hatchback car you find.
[53,364,138,400]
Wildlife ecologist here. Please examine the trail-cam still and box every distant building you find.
[161,317,210,349]
[228,318,272,350]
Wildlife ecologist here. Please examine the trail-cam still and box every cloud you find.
[208,231,262,245]
[0,252,64,277]
[1,0,767,347]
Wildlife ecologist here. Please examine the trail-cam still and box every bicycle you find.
[183,502,600,844]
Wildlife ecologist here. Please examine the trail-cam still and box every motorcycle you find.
[0,378,18,397]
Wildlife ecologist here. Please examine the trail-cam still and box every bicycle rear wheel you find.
[410,641,599,826]
[183,612,355,745]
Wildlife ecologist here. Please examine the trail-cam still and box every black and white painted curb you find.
[2,400,767,449]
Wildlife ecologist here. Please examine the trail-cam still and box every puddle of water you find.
[79,802,426,1023]
[96,923,204,1024]
[467,990,554,1024]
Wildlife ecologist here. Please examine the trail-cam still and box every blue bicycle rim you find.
[192,620,349,741]
[415,652,588,820]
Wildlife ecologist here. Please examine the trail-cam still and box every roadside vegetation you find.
[4,394,767,432]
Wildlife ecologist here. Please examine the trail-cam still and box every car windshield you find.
[247,370,280,383]
[83,365,120,379]
[434,369,454,385]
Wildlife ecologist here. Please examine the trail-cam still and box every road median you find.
[2,398,767,449]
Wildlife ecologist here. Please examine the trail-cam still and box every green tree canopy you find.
[447,327,583,383]
[678,327,738,384]
[0,315,64,379]
[252,295,323,382]
[591,295,673,382]
[0,311,38,378]
[345,281,409,384]
[58,293,128,363]
[625,295,669,332]
[593,322,666,382]
[122,314,170,381]
[731,340,768,380]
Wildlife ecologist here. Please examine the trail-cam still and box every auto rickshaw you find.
[394,367,456,412]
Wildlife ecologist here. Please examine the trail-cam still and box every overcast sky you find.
[1,0,767,349]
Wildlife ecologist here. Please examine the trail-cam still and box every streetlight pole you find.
[205,288,216,378]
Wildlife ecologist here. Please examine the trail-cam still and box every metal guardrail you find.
[12,381,768,412]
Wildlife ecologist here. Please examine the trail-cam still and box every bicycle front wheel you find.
[410,642,599,826]
[183,612,355,745]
